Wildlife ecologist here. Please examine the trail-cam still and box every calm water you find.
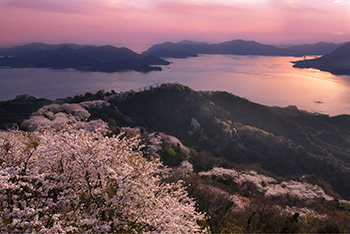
[1,54,350,116]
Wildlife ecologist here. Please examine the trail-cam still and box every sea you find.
[1,54,350,116]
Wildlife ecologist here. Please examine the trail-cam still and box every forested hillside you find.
[2,83,350,232]
[66,83,350,199]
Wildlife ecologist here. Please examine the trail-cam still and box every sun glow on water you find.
[1,55,350,116]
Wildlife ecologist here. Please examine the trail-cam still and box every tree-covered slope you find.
[69,84,350,199]
[2,83,350,199]
[3,85,350,232]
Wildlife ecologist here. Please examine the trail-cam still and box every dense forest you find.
[1,83,350,232]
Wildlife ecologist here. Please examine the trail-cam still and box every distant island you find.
[292,41,350,75]
[0,40,346,72]
[0,42,170,73]
[143,39,342,58]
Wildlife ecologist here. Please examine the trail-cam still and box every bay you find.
[0,54,350,116]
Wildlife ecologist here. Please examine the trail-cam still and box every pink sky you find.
[1,0,350,50]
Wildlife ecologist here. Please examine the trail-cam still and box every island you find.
[0,43,170,73]
[292,41,350,75]
[143,39,343,58]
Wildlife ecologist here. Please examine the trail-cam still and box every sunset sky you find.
[1,0,350,50]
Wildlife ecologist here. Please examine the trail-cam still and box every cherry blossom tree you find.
[0,121,205,233]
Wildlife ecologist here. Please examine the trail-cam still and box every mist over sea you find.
[1,54,350,116]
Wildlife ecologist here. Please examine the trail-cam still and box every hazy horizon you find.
[1,0,350,51]
[0,37,348,53]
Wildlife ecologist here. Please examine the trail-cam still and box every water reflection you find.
[166,55,350,116]
[0,54,350,116]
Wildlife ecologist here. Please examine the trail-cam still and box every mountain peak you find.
[177,40,209,45]
[56,45,74,51]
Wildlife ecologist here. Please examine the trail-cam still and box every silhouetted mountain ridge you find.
[0,43,170,72]
[292,41,350,75]
[0,42,89,57]
[286,42,343,55]
[143,39,344,58]
[144,39,299,57]
[177,40,209,45]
